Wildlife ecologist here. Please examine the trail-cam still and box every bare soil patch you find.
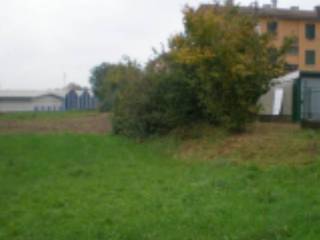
[0,113,111,134]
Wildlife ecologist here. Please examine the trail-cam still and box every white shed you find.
[259,71,299,119]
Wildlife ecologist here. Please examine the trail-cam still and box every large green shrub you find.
[112,67,201,138]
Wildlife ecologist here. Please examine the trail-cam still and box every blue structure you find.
[79,90,91,109]
[65,89,97,111]
[65,90,79,110]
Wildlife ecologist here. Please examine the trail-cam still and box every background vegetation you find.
[90,5,290,137]
[89,58,143,112]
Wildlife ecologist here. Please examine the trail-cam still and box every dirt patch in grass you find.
[178,122,320,165]
[0,112,111,134]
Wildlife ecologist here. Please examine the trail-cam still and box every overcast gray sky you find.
[0,0,316,90]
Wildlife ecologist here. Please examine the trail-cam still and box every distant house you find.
[0,90,65,112]
[0,88,97,112]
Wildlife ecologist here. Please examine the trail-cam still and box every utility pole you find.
[63,72,67,87]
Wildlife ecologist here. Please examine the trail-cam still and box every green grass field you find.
[0,115,320,239]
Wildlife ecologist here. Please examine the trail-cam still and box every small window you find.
[287,46,299,55]
[305,50,316,65]
[305,24,316,40]
[267,21,278,35]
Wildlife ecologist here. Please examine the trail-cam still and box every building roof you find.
[201,4,320,21]
[240,6,320,21]
[0,90,44,98]
[273,71,300,84]
[0,90,67,99]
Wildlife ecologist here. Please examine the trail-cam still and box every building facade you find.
[242,4,320,121]
[0,91,65,112]
[254,5,320,72]
[202,2,320,72]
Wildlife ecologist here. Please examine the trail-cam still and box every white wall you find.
[259,81,293,116]
[0,95,64,112]
[32,96,64,112]
[0,99,35,112]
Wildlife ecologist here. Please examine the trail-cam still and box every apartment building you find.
[252,4,320,72]
[202,1,320,72]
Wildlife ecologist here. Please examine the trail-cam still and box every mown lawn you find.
[0,130,320,239]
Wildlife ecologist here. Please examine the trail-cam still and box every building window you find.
[305,24,316,40]
[267,21,278,35]
[305,50,316,65]
[287,46,299,55]
[287,37,299,55]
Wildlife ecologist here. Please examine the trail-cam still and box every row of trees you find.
[90,5,290,137]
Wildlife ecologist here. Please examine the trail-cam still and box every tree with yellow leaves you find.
[169,5,289,131]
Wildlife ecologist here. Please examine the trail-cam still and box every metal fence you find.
[302,87,320,121]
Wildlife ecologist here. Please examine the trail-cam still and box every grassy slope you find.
[178,122,320,165]
[0,124,320,239]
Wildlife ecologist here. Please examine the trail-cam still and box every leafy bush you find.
[168,6,288,131]
[112,68,201,138]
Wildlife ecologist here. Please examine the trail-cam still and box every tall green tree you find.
[169,5,289,131]
[89,58,142,111]
[89,62,112,102]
